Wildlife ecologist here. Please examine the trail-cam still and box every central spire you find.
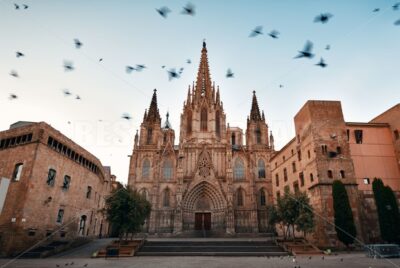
[250,91,262,121]
[195,40,212,101]
[146,89,161,123]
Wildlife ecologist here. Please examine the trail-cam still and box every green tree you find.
[295,192,315,238]
[104,186,151,241]
[372,178,400,243]
[332,180,357,246]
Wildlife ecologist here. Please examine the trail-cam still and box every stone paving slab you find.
[1,253,400,268]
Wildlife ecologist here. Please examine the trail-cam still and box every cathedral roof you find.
[250,91,262,121]
[145,89,161,123]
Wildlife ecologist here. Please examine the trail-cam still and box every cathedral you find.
[128,41,275,235]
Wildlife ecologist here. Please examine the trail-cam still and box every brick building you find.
[128,42,274,235]
[271,101,400,246]
[0,121,114,256]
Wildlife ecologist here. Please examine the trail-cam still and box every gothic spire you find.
[195,40,212,101]
[145,89,161,123]
[163,112,172,129]
[250,91,262,121]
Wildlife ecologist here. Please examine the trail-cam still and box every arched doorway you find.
[78,215,87,236]
[181,181,227,233]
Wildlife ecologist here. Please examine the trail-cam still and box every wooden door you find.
[203,213,211,230]
[195,213,203,230]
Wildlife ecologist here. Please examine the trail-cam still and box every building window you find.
[337,146,342,154]
[363,178,370,184]
[299,172,304,187]
[293,182,300,193]
[46,168,57,186]
[255,128,262,144]
[275,174,279,187]
[86,186,92,199]
[62,175,71,190]
[146,128,153,145]
[236,188,244,207]
[354,129,363,144]
[56,209,64,223]
[258,159,266,179]
[233,158,245,180]
[200,107,208,131]
[231,133,236,145]
[276,191,281,200]
[28,229,36,236]
[310,173,314,182]
[12,163,23,181]
[327,170,333,179]
[297,150,302,161]
[339,170,345,179]
[215,110,221,137]
[259,189,266,206]
[142,158,150,179]
[163,159,173,180]
[163,188,170,207]
[140,188,149,201]
[321,145,328,154]
[292,162,296,173]
[283,156,286,161]
[275,162,277,168]
[291,149,294,155]
[346,129,350,141]
[394,130,399,140]
[307,150,311,159]
[283,168,288,182]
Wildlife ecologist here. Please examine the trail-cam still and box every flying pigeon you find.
[315,58,327,68]
[63,61,74,71]
[10,70,19,78]
[268,30,280,39]
[63,89,72,96]
[249,26,263,37]
[294,40,314,59]
[181,2,195,15]
[226,68,234,78]
[156,6,171,18]
[121,113,132,120]
[167,68,180,81]
[314,13,333,23]
[74,39,83,49]
[126,66,135,73]
[9,94,18,100]
[16,51,24,58]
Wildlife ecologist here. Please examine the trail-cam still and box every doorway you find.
[194,213,211,230]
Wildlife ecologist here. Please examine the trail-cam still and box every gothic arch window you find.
[215,110,221,137]
[163,159,173,180]
[201,107,208,131]
[255,127,262,144]
[258,159,266,179]
[234,158,245,180]
[187,111,192,134]
[236,188,244,207]
[259,188,267,206]
[146,128,153,145]
[142,159,150,179]
[231,133,236,145]
[140,188,149,201]
[163,188,170,207]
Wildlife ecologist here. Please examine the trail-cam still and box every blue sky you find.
[1,0,399,183]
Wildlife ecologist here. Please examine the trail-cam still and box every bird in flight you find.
[14,3,19,9]
[9,94,18,100]
[279,84,284,88]
[181,3,195,15]
[393,3,400,10]
[135,64,146,71]
[167,68,180,81]
[16,51,24,58]
[249,26,263,37]
[373,8,380,12]
[314,13,333,23]
[179,67,184,74]
[325,45,331,50]
[63,61,74,71]
[74,39,83,49]
[63,89,72,96]
[226,69,234,78]
[76,95,81,100]
[99,58,103,62]
[268,30,280,39]
[294,41,314,59]
[10,70,19,78]
[315,58,327,68]
[126,66,135,73]
[186,59,191,64]
[156,6,171,18]
[23,4,28,9]
[395,19,400,25]
[121,113,132,120]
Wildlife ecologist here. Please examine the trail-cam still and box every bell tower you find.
[139,89,162,147]
[180,41,227,144]
[246,91,269,149]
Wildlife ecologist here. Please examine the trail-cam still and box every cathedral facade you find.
[128,42,275,235]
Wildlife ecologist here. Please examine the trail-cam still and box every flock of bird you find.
[6,2,400,122]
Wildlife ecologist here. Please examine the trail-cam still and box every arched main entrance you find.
[181,181,227,233]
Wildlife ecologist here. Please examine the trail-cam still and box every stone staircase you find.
[19,241,69,258]
[136,239,288,256]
